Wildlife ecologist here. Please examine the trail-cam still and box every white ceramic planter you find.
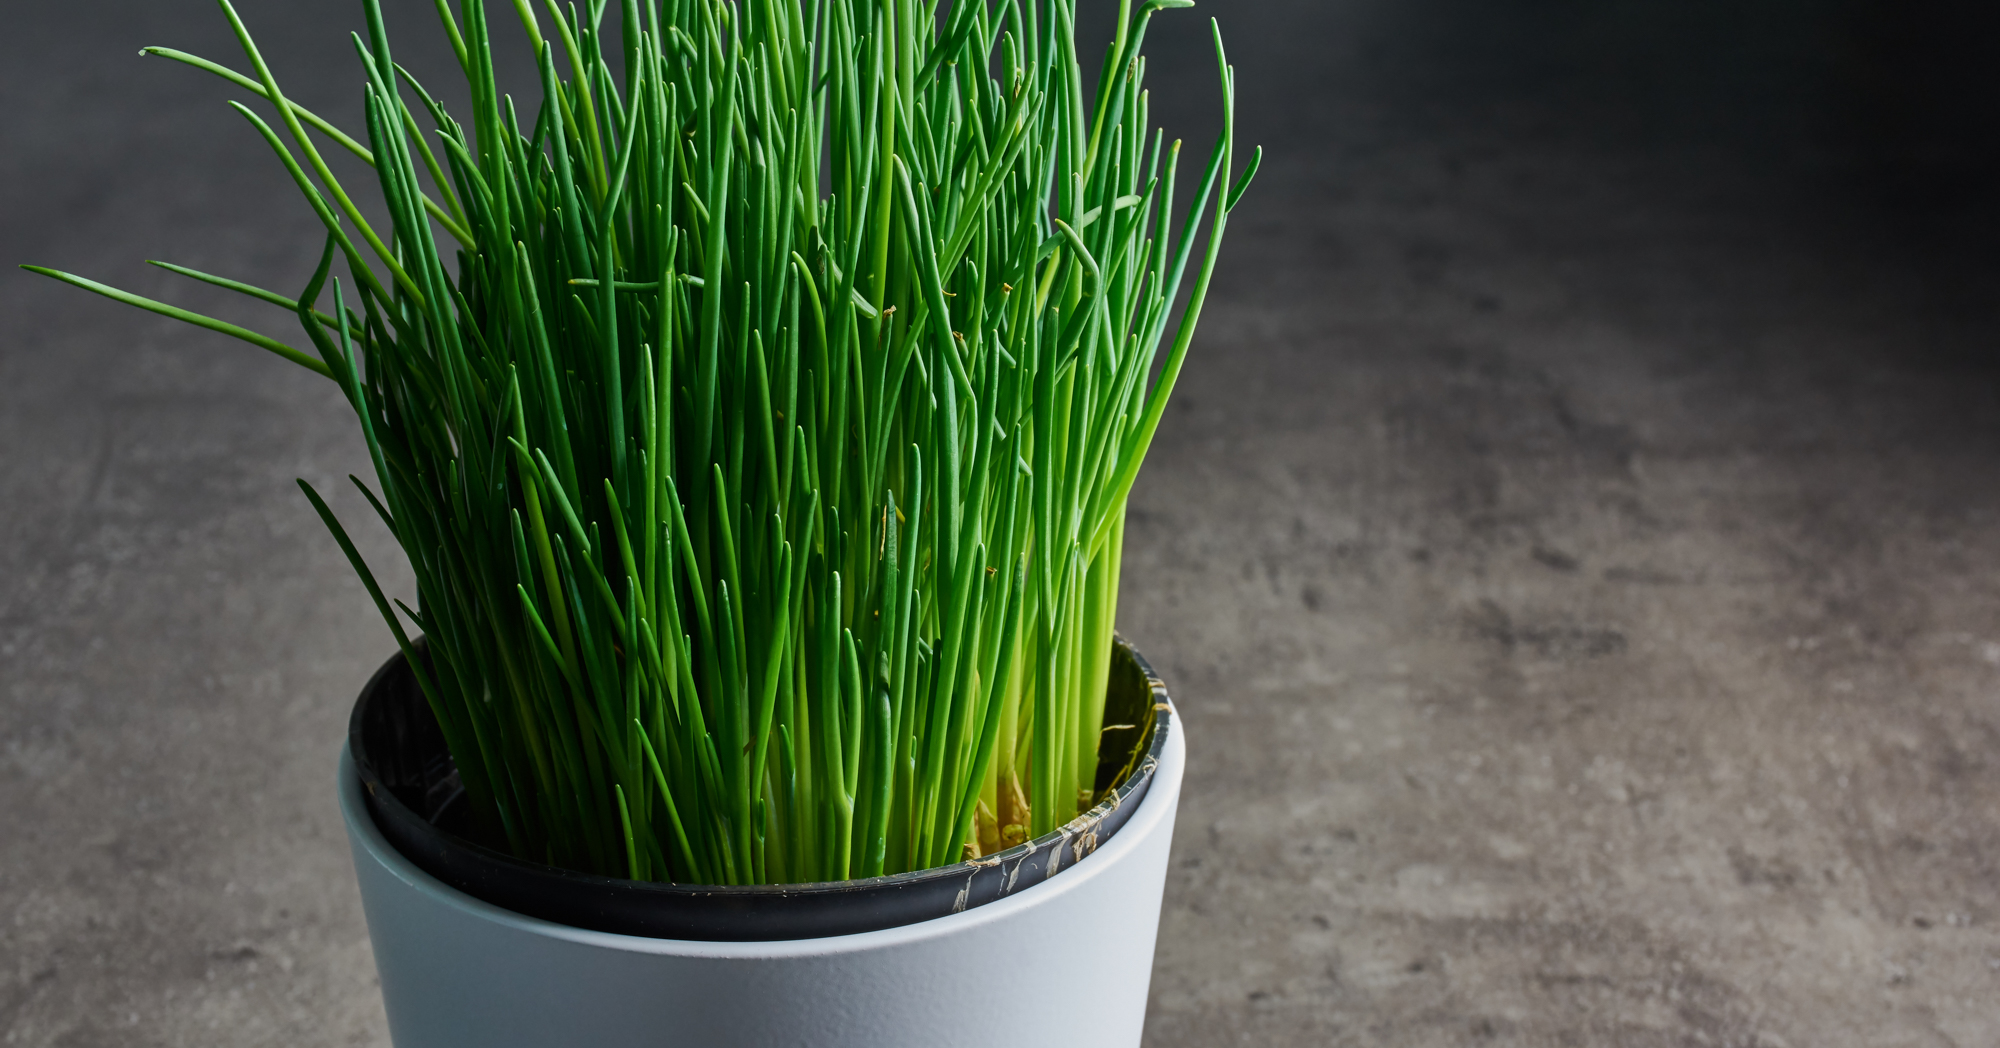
[338,709,1184,1047]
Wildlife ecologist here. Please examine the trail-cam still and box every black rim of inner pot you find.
[350,635,1174,942]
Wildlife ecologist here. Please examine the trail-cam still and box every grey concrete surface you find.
[5,1,2000,1046]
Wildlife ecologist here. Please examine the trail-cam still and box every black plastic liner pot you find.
[350,636,1174,942]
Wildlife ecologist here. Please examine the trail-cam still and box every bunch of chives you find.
[26,0,1256,883]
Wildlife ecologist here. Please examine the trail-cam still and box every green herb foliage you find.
[26,0,1253,883]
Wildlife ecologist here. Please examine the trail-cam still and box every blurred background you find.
[5,1,1999,1044]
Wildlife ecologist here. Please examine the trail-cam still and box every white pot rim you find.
[340,700,1185,959]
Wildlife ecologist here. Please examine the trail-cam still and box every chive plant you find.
[27,0,1254,884]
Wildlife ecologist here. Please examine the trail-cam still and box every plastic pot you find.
[338,638,1184,1047]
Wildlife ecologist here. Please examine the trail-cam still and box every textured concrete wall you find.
[4,1,1998,1046]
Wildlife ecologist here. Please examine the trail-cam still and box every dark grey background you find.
[6,1,2000,1045]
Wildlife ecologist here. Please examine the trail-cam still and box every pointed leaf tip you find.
[1225,145,1262,213]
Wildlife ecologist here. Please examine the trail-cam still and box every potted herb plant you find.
[26,0,1255,1043]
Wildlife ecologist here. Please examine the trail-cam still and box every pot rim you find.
[348,634,1176,940]
[339,680,1187,953]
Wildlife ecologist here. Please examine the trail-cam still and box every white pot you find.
[338,709,1184,1047]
